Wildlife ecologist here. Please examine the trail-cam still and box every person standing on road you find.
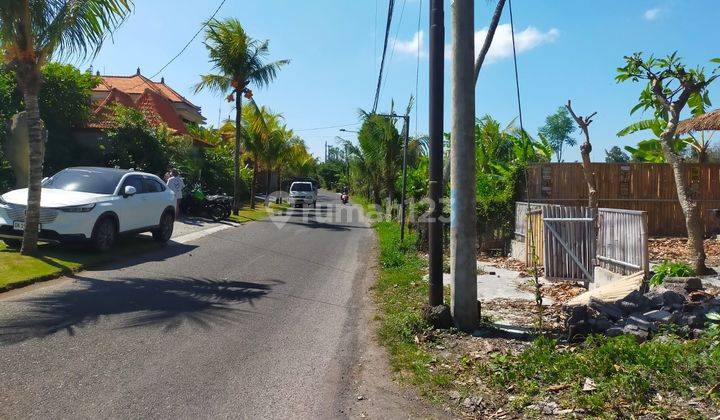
[167,169,185,218]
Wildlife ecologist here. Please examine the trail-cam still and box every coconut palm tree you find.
[194,18,289,215]
[0,0,133,254]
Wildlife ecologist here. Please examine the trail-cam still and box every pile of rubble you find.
[565,277,720,342]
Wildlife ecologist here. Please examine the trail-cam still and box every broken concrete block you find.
[623,324,649,342]
[606,326,624,337]
[643,310,672,323]
[589,297,623,320]
[664,277,703,293]
[627,315,655,331]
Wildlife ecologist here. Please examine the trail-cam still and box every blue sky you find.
[89,0,720,162]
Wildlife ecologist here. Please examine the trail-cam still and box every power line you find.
[123,0,228,90]
[380,0,408,93]
[372,0,395,113]
[414,0,423,137]
[294,123,360,132]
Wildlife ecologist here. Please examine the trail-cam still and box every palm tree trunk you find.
[250,158,258,209]
[265,170,271,206]
[473,0,506,85]
[698,146,708,164]
[276,168,282,204]
[20,90,44,255]
[233,93,242,215]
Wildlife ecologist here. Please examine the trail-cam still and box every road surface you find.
[0,191,423,419]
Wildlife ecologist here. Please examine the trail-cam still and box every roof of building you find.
[134,88,189,135]
[93,71,200,111]
[86,87,188,135]
[677,108,720,134]
[86,88,135,129]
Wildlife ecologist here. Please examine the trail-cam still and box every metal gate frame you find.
[542,206,596,284]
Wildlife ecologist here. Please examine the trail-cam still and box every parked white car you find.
[288,181,317,208]
[0,167,177,251]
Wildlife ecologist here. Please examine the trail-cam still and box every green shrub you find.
[650,261,695,286]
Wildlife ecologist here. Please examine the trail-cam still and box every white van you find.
[288,182,317,208]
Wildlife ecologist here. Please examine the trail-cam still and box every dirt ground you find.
[649,237,720,267]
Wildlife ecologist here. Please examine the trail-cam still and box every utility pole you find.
[400,115,409,242]
[377,113,410,242]
[324,141,328,162]
[450,0,478,332]
[428,0,445,308]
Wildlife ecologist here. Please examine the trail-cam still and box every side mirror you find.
[123,186,137,198]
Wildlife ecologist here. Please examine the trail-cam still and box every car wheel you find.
[91,217,116,252]
[209,204,225,221]
[2,239,21,249]
[152,211,174,243]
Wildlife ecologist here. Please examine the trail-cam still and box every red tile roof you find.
[86,88,188,135]
[94,73,200,110]
[86,88,135,129]
[134,88,188,135]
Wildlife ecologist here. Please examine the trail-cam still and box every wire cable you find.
[123,0,228,90]
[372,0,395,113]
[380,0,408,93]
[509,0,545,317]
[294,123,361,132]
[414,0,423,137]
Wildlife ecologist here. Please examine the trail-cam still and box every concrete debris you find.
[565,276,719,341]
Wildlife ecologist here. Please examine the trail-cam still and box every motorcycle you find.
[182,186,230,221]
[207,194,232,219]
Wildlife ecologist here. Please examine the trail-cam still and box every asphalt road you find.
[0,191,402,419]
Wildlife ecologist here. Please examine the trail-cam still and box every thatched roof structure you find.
[677,109,720,134]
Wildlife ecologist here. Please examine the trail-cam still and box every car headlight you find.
[59,203,96,213]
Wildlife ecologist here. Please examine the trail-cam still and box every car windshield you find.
[291,183,313,192]
[42,169,124,195]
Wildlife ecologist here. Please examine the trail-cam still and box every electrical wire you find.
[372,0,395,113]
[414,0,423,137]
[380,0,408,93]
[123,0,228,90]
[294,123,361,132]
[508,0,544,318]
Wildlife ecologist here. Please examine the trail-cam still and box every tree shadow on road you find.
[0,275,284,345]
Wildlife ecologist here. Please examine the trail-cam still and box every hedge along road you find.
[0,191,420,419]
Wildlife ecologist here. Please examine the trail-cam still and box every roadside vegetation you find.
[369,214,720,417]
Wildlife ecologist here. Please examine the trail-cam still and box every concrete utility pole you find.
[427,0,445,307]
[450,0,478,332]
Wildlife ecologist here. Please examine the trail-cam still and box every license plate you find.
[13,221,41,232]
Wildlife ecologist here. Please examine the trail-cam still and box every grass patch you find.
[369,215,720,416]
[228,201,287,223]
[372,220,447,397]
[0,238,160,291]
[483,334,720,415]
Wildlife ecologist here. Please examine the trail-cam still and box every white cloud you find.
[393,31,427,58]
[643,7,662,20]
[445,24,559,62]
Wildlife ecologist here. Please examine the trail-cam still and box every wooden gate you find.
[542,205,596,283]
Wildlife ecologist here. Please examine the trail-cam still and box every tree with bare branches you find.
[565,101,598,210]
[617,52,720,273]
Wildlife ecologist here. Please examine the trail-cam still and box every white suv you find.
[0,167,177,251]
[288,181,317,208]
